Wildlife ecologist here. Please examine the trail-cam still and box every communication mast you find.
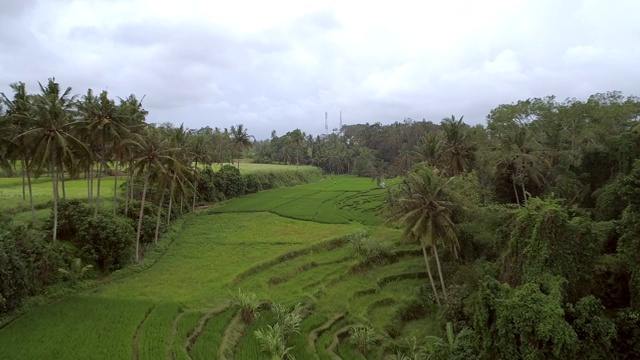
[325,112,328,135]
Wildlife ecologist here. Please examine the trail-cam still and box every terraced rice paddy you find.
[0,175,436,359]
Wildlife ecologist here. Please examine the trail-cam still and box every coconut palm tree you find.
[387,165,460,303]
[78,89,129,216]
[129,128,185,261]
[231,124,253,169]
[440,115,475,176]
[0,82,37,218]
[289,129,305,170]
[117,94,148,215]
[21,78,87,242]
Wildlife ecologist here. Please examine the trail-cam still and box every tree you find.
[230,124,253,169]
[288,128,305,170]
[1,82,36,219]
[78,89,126,217]
[129,128,173,261]
[21,78,88,241]
[440,115,475,176]
[386,165,460,304]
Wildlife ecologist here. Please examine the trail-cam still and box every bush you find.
[76,213,135,272]
[348,229,392,265]
[120,200,166,245]
[49,199,93,242]
[214,165,246,199]
[0,217,68,316]
[195,168,222,202]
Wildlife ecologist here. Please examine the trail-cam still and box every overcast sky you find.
[1,0,639,139]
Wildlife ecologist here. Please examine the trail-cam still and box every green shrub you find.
[214,165,246,199]
[120,201,165,244]
[0,217,68,316]
[348,229,392,266]
[49,199,92,242]
[76,213,135,272]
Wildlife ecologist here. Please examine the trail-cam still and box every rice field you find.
[0,174,438,359]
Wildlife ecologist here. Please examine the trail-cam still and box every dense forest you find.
[2,78,640,358]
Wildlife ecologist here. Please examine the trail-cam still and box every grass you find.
[189,307,238,360]
[212,175,386,225]
[0,174,437,359]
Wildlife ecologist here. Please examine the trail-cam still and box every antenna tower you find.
[325,112,328,135]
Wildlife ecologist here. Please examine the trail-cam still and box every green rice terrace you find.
[0,175,437,359]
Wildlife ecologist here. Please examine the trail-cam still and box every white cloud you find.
[1,0,640,138]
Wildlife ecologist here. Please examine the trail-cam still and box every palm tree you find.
[494,126,546,205]
[117,94,148,215]
[440,115,475,176]
[231,124,253,169]
[1,82,37,219]
[414,132,444,169]
[289,129,305,170]
[387,165,460,303]
[21,78,87,242]
[129,128,182,261]
[78,89,128,217]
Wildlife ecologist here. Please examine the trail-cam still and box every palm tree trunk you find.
[512,176,520,206]
[21,159,26,200]
[432,243,448,302]
[135,176,149,262]
[113,160,118,216]
[167,181,174,225]
[24,156,35,220]
[94,158,103,217]
[136,175,149,262]
[521,181,527,205]
[154,188,166,244]
[192,160,198,211]
[51,152,58,242]
[60,167,66,199]
[179,194,183,214]
[421,239,442,306]
[89,164,93,201]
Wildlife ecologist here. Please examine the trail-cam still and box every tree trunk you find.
[154,188,166,244]
[113,161,118,216]
[135,176,149,262]
[51,152,58,242]
[21,159,26,200]
[421,239,441,306]
[433,243,448,302]
[60,167,66,199]
[89,164,93,201]
[167,179,174,225]
[94,156,103,217]
[512,176,520,206]
[521,181,527,205]
[192,160,198,211]
[24,156,35,220]
[179,194,183,214]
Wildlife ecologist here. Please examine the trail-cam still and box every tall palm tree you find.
[494,126,546,205]
[21,78,87,242]
[78,89,127,216]
[386,165,460,304]
[231,124,253,169]
[1,82,37,219]
[414,132,445,169]
[440,115,475,176]
[129,128,176,261]
[117,94,148,215]
[289,129,305,170]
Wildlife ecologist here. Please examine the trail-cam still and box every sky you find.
[1,0,639,139]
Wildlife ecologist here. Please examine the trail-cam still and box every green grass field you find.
[0,173,436,359]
